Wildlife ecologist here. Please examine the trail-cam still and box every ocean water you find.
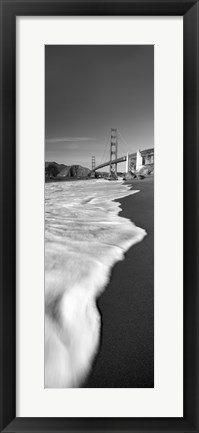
[45,179,146,388]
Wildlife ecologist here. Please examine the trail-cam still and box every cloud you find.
[46,137,96,143]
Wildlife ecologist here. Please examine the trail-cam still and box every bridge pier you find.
[136,150,143,171]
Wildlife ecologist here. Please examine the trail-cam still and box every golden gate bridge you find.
[91,128,154,179]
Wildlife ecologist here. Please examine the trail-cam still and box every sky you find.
[45,45,154,171]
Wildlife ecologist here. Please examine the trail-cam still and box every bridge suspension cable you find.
[99,135,110,166]
[117,129,130,152]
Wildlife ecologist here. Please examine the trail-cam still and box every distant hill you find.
[45,161,91,180]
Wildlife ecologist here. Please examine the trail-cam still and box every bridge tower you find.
[91,155,95,170]
[91,155,96,178]
[110,128,118,178]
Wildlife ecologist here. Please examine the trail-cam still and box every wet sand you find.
[84,176,154,388]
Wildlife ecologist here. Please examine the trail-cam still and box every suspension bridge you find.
[91,128,154,179]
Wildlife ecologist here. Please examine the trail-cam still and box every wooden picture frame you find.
[0,1,198,432]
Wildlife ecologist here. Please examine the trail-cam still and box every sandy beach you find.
[84,176,154,388]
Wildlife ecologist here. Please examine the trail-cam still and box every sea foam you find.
[45,179,146,388]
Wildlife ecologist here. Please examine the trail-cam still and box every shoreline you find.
[84,176,154,388]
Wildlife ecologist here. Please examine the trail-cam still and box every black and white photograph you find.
[45,45,154,389]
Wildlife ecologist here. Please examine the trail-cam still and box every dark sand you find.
[84,176,154,388]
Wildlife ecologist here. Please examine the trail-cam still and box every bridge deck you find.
[93,156,127,171]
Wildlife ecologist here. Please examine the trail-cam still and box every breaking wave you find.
[45,179,146,388]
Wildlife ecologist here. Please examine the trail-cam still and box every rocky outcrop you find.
[45,162,66,178]
[138,164,154,176]
[123,171,136,181]
[45,161,90,180]
[57,166,71,178]
[69,165,90,178]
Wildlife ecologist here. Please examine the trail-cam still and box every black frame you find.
[0,1,198,432]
